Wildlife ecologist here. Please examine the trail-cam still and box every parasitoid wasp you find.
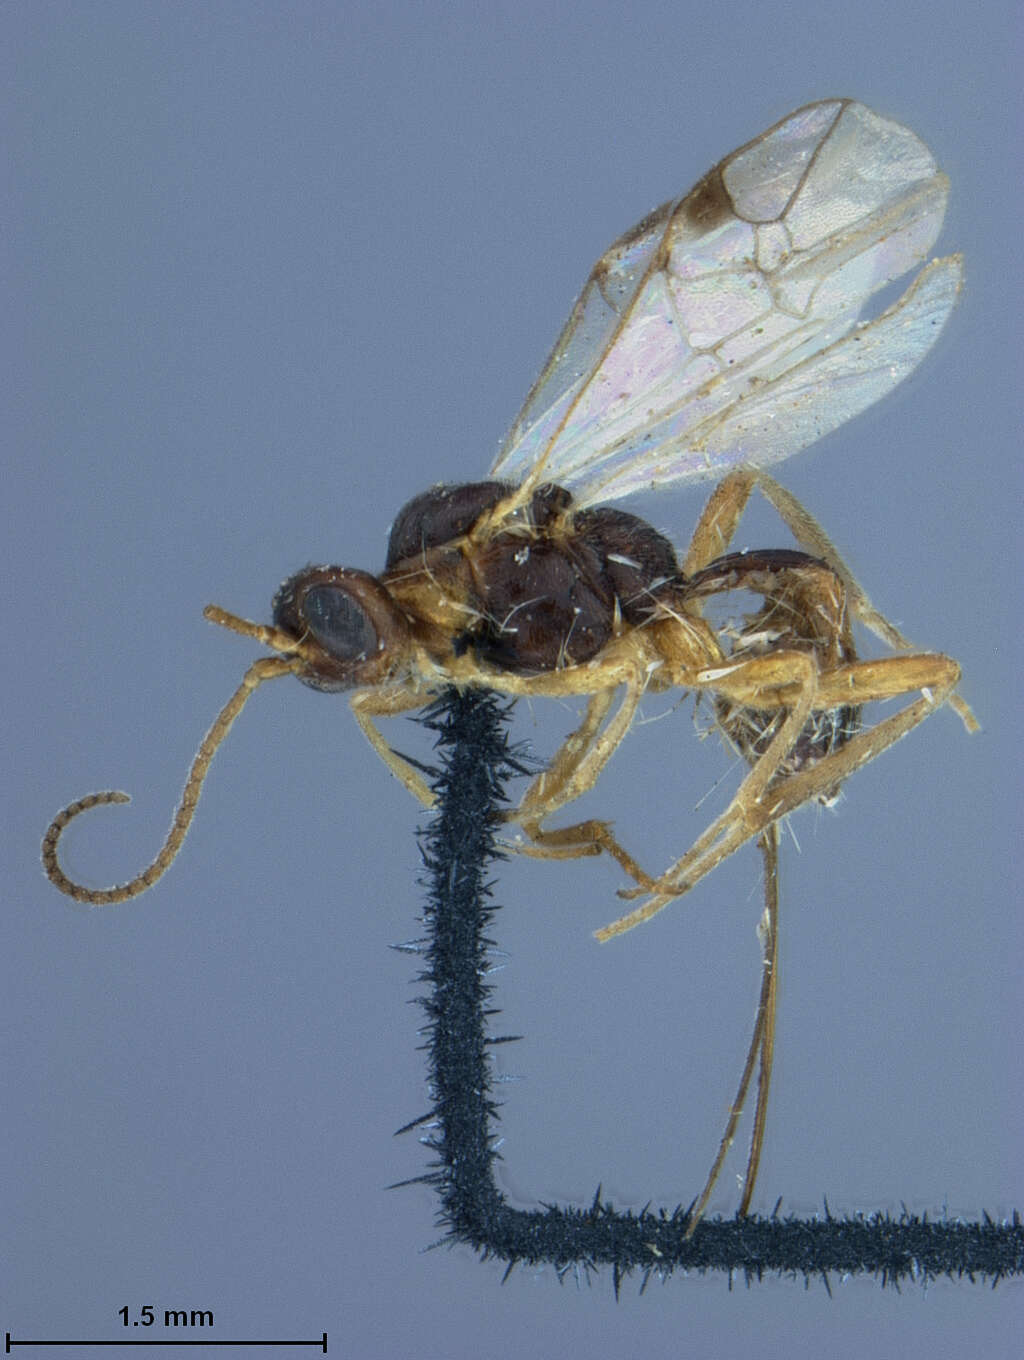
[43,99,977,1231]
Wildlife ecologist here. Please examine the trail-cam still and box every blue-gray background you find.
[5,2,1021,1356]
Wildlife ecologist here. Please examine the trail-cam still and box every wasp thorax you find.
[272,566,410,691]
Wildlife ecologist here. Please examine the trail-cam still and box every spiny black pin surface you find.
[395,687,1023,1289]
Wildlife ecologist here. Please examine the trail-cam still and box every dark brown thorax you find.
[382,480,680,675]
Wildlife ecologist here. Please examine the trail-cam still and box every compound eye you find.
[272,566,408,692]
[303,585,379,662]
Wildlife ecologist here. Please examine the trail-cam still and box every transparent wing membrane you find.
[491,100,960,504]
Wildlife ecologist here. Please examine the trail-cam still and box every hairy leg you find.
[597,648,963,940]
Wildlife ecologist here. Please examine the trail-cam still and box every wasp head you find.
[272,566,411,691]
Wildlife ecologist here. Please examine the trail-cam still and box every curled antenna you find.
[41,606,306,905]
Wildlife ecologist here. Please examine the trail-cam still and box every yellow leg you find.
[349,685,440,808]
[598,648,963,940]
[685,825,780,1236]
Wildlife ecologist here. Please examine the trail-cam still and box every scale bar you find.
[6,1335,327,1353]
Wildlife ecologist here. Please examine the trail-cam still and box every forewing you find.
[490,100,960,505]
